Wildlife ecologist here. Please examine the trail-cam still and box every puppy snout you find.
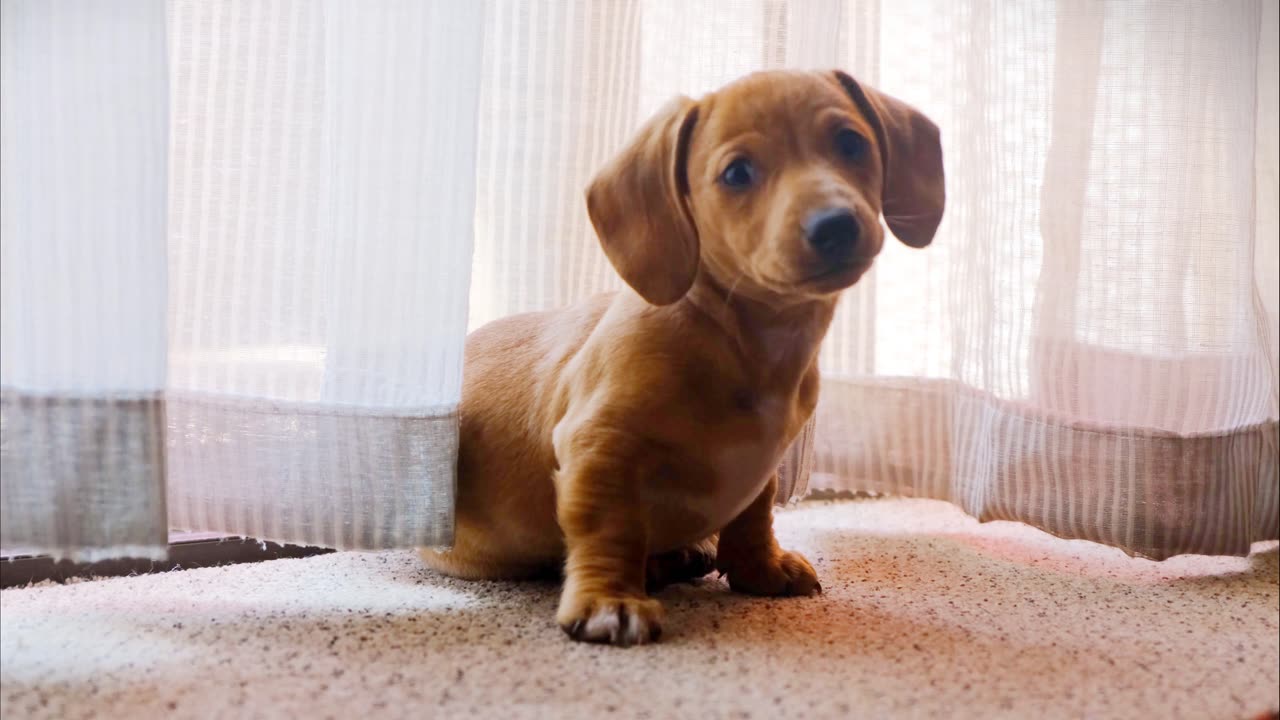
[803,208,860,262]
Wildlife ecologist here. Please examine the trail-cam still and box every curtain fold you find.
[1,0,171,561]
[162,0,484,550]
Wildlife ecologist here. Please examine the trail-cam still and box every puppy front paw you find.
[722,549,821,597]
[557,591,665,646]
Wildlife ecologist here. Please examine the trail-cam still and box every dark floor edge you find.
[0,537,334,589]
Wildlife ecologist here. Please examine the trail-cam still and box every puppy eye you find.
[720,158,755,189]
[835,128,868,161]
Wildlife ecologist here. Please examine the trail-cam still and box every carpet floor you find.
[2,498,1277,720]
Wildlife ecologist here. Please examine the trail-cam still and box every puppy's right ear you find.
[586,97,700,306]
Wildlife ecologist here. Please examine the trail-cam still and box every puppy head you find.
[586,70,944,305]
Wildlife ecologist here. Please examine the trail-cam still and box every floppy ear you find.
[833,70,945,248]
[586,96,701,305]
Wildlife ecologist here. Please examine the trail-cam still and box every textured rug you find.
[2,498,1277,720]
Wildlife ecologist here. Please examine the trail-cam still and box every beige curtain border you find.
[809,376,1279,560]
[1,389,169,562]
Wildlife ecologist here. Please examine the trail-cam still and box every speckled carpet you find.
[2,498,1277,720]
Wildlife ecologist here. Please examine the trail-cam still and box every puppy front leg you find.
[555,452,663,646]
[716,474,821,596]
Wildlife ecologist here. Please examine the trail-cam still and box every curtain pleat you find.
[163,0,485,550]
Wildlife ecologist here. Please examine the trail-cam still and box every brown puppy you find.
[421,70,944,646]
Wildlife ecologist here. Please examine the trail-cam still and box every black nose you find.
[804,208,860,260]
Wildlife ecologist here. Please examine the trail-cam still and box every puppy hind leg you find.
[645,534,719,590]
[419,515,561,581]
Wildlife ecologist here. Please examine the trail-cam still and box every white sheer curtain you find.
[807,0,1278,559]
[1,0,170,560]
[2,0,482,558]
[3,0,1276,561]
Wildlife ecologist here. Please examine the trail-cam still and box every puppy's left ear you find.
[833,70,945,248]
[586,97,701,305]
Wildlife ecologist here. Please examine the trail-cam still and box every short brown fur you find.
[421,70,944,645]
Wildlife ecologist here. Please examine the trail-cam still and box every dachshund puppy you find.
[421,70,944,646]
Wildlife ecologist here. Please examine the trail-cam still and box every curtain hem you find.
[811,376,1279,561]
[166,392,457,551]
[0,389,169,562]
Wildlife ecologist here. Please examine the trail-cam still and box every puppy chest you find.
[646,441,779,551]
[648,396,789,540]
[705,440,780,507]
